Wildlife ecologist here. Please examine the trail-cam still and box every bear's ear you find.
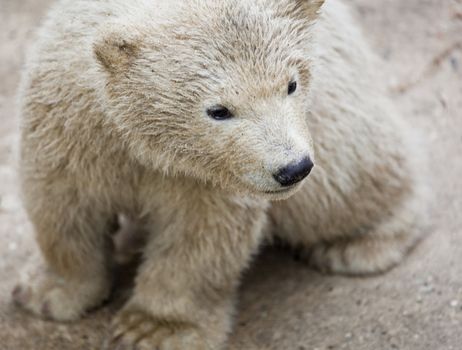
[94,24,142,74]
[274,0,325,22]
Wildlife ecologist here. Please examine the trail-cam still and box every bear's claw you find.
[106,310,208,350]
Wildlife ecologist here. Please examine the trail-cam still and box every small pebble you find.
[450,300,459,307]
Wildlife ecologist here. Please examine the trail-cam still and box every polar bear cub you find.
[14,0,425,348]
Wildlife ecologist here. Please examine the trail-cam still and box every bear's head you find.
[94,0,324,200]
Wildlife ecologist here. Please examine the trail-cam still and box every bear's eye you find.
[206,105,234,121]
[288,81,297,95]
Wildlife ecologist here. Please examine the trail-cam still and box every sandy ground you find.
[1,0,461,349]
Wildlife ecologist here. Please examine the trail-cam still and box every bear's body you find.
[15,0,425,348]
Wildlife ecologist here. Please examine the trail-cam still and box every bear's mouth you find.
[264,186,297,195]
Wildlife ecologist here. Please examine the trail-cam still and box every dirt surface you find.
[1,0,461,349]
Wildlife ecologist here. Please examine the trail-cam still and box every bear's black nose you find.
[273,157,314,187]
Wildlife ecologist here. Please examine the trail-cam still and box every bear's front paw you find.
[12,265,109,321]
[107,310,212,350]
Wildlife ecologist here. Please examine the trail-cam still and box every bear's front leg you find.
[107,191,268,350]
[13,176,116,321]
